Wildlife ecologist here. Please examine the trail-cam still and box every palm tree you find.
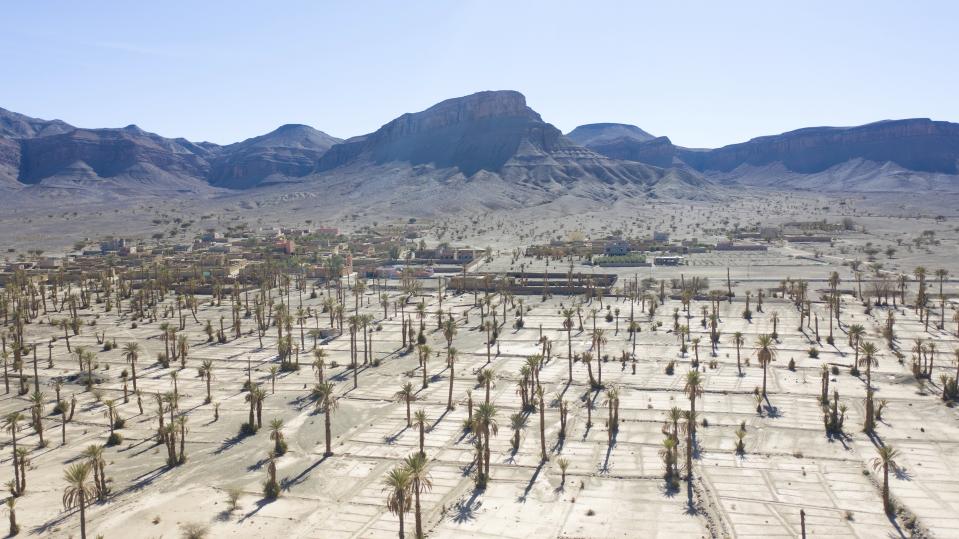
[4,496,18,536]
[847,324,865,363]
[312,348,327,383]
[81,444,107,501]
[177,334,189,368]
[592,328,607,385]
[122,342,140,392]
[509,413,527,452]
[403,452,432,539]
[479,368,495,404]
[733,332,744,375]
[682,409,697,480]
[537,385,547,462]
[417,344,431,389]
[268,365,279,394]
[383,466,413,539]
[474,402,498,485]
[312,381,338,456]
[446,347,458,411]
[562,308,576,383]
[859,341,879,432]
[3,412,23,496]
[198,359,214,404]
[683,371,703,438]
[62,462,95,539]
[395,382,416,427]
[581,352,596,387]
[30,390,46,448]
[755,334,777,397]
[269,418,286,455]
[604,385,620,443]
[934,269,949,327]
[872,444,900,514]
[413,409,428,456]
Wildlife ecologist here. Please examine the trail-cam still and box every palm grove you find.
[0,251,953,537]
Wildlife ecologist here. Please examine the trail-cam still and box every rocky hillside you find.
[318,90,572,175]
[17,125,213,185]
[0,110,341,193]
[209,124,341,189]
[315,91,705,197]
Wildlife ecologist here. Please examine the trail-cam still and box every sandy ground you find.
[2,192,959,538]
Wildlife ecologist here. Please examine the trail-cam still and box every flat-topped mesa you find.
[567,123,656,147]
[577,117,959,177]
[381,90,541,136]
[685,118,959,174]
[316,90,570,176]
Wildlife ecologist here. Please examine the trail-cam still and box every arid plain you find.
[1,190,958,539]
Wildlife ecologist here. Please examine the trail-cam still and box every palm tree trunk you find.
[413,482,423,539]
[883,464,890,513]
[762,365,768,396]
[79,491,87,539]
[539,394,547,461]
[447,363,454,410]
[324,411,333,456]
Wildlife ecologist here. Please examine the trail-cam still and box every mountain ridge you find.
[2,93,958,206]
[572,117,959,183]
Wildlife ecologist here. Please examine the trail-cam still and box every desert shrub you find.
[106,432,123,446]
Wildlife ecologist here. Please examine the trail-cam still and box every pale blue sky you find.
[2,1,956,148]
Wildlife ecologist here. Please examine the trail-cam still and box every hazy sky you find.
[3,1,957,148]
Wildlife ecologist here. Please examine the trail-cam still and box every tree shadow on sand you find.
[451,488,483,523]
[239,497,278,523]
[281,454,330,491]
[518,460,546,502]
[215,430,252,454]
